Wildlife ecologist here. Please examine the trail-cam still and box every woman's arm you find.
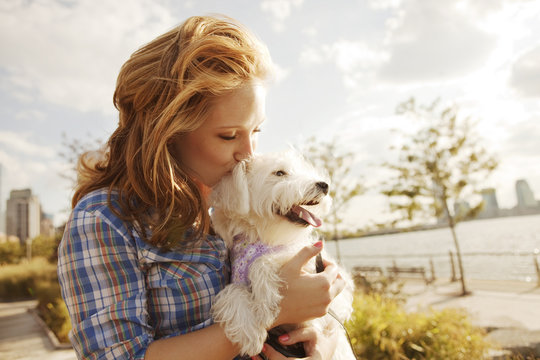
[144,324,238,359]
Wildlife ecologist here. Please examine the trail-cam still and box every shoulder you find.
[69,188,134,242]
[74,188,122,216]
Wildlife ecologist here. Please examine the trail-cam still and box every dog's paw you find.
[211,284,268,356]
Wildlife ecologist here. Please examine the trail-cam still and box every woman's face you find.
[172,83,266,188]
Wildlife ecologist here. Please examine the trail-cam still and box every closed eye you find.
[274,170,287,176]
[219,135,236,140]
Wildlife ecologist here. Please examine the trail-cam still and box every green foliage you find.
[0,257,57,300]
[346,293,492,360]
[0,234,61,265]
[35,279,71,343]
[30,234,62,263]
[0,241,25,264]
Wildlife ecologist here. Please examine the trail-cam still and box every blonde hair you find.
[73,15,272,248]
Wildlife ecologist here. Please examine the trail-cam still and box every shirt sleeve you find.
[58,207,152,360]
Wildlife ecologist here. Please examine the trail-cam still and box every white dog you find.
[210,151,355,359]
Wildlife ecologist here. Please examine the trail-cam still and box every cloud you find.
[509,46,540,97]
[0,0,176,115]
[260,0,304,31]
[378,1,497,82]
[0,131,56,158]
[503,117,540,157]
[299,40,388,87]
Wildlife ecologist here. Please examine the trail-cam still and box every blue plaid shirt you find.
[58,188,230,359]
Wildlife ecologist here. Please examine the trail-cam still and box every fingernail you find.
[279,334,290,342]
[262,344,268,353]
[314,241,323,248]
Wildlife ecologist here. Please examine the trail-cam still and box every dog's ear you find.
[231,160,250,215]
[212,160,250,216]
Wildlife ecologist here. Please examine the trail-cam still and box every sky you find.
[1,0,539,231]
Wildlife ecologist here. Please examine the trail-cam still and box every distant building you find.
[40,212,55,237]
[515,179,536,208]
[478,188,499,219]
[6,188,41,245]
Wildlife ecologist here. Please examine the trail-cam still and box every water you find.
[324,214,540,282]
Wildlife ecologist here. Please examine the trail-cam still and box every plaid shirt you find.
[58,188,230,359]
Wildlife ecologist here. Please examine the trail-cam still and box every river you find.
[324,214,540,282]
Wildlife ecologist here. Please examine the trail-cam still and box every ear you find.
[211,160,250,216]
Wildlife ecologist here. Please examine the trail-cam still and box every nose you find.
[316,181,329,195]
[233,137,254,162]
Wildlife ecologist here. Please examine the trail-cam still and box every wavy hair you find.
[73,15,272,248]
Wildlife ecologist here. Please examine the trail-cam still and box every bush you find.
[0,234,60,265]
[346,293,492,360]
[35,280,71,343]
[0,241,25,264]
[0,257,57,300]
[30,234,62,263]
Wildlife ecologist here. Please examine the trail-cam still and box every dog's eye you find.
[274,170,287,177]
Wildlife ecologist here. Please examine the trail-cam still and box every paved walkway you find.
[0,300,76,360]
[1,279,539,359]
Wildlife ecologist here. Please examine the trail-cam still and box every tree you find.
[301,136,365,263]
[59,132,104,186]
[381,98,498,295]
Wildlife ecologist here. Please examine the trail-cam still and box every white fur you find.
[210,150,355,359]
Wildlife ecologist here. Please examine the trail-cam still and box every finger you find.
[278,326,317,345]
[262,343,293,360]
[287,242,323,270]
[329,276,346,299]
[321,261,340,282]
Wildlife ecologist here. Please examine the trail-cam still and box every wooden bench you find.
[387,265,433,284]
[352,266,384,278]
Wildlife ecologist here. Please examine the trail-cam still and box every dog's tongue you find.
[291,205,322,227]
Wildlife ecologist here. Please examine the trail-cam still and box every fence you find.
[341,250,540,285]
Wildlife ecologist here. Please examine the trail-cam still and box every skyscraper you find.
[478,188,499,218]
[515,179,536,208]
[6,188,41,245]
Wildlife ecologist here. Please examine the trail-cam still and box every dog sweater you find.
[230,234,283,286]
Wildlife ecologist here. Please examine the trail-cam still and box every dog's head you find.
[210,150,331,239]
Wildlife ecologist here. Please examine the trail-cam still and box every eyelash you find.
[219,128,262,141]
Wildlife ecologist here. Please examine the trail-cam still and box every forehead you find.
[202,83,266,129]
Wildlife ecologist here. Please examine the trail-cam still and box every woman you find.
[58,15,345,360]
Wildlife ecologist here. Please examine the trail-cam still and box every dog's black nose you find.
[316,182,329,195]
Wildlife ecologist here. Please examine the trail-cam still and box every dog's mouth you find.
[284,201,322,228]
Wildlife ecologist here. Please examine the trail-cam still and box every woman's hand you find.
[272,242,345,327]
[252,322,339,360]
